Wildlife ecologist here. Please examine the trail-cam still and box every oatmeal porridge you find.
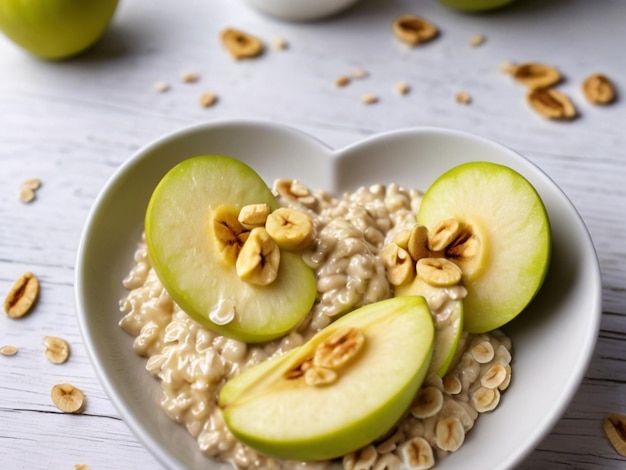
[119,178,512,469]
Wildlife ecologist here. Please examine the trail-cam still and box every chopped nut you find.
[582,73,616,105]
[180,71,200,83]
[470,34,485,47]
[271,36,288,50]
[527,87,577,120]
[154,81,170,92]
[236,227,280,286]
[335,75,351,87]
[361,93,379,105]
[394,80,410,95]
[392,15,438,46]
[43,336,70,364]
[0,345,18,356]
[455,91,472,105]
[314,327,365,369]
[199,92,218,108]
[511,62,561,89]
[604,412,626,457]
[4,272,39,319]
[220,28,264,60]
[265,207,314,251]
[416,258,462,287]
[51,383,85,413]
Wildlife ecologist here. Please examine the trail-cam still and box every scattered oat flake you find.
[180,71,200,83]
[73,465,90,470]
[455,91,472,104]
[351,68,369,79]
[395,80,410,95]
[0,345,18,356]
[335,76,351,87]
[43,336,70,364]
[199,92,218,108]
[51,383,85,414]
[361,93,379,105]
[470,35,486,47]
[19,178,41,203]
[272,36,288,50]
[19,186,36,203]
[4,272,39,319]
[154,81,170,92]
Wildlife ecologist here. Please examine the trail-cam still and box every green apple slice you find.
[145,155,317,343]
[219,296,434,461]
[417,161,551,333]
[396,277,463,377]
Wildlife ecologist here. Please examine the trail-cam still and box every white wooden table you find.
[1,0,625,468]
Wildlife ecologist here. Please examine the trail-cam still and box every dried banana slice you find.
[582,73,616,105]
[220,28,264,60]
[511,62,561,89]
[392,15,438,46]
[527,88,577,120]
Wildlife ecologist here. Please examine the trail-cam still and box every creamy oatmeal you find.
[119,180,512,470]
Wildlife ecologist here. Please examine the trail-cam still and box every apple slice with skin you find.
[145,155,317,343]
[396,277,463,377]
[417,161,551,333]
[219,296,434,461]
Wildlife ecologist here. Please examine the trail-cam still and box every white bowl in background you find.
[242,0,362,21]
[75,120,601,470]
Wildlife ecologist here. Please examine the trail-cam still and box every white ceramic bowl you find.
[242,0,362,22]
[75,120,601,470]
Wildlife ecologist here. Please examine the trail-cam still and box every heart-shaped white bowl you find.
[242,0,362,22]
[75,120,601,470]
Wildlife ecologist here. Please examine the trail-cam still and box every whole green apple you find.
[437,0,514,11]
[0,0,119,60]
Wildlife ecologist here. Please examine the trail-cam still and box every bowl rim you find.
[75,118,602,470]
